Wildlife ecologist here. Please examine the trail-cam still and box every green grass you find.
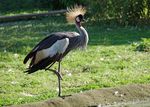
[0,16,150,106]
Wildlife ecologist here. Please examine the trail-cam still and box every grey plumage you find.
[24,31,86,73]
[24,12,88,96]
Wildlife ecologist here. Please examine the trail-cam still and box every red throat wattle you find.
[76,21,81,27]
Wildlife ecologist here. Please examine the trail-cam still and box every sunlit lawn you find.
[0,16,150,106]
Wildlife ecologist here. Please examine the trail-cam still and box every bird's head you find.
[66,5,86,24]
[75,14,85,23]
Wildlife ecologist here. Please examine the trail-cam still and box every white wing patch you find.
[34,38,69,64]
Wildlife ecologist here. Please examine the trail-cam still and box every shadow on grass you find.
[0,16,149,54]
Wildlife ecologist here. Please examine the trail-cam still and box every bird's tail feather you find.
[24,65,41,74]
[23,53,33,64]
[24,57,55,74]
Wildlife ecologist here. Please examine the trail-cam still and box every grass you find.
[0,16,150,106]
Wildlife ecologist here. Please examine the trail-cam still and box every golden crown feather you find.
[66,5,86,23]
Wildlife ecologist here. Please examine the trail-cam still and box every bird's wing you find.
[33,37,69,65]
[23,32,79,64]
[23,34,64,64]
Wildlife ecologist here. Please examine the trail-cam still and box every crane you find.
[23,5,88,97]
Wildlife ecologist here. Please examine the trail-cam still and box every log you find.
[0,9,67,22]
[9,84,150,107]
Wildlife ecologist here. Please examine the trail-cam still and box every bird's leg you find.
[58,61,62,97]
[47,68,63,80]
[45,62,62,79]
[45,62,55,71]
[45,61,62,97]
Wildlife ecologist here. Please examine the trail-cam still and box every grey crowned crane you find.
[23,5,88,97]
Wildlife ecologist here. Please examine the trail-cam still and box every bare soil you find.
[11,84,150,107]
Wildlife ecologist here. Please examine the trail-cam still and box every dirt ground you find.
[11,84,150,107]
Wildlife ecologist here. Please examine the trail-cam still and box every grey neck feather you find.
[75,22,89,48]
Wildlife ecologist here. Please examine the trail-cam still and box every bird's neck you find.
[75,22,89,48]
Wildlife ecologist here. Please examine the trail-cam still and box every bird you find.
[23,5,88,97]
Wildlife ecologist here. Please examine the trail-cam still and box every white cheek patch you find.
[34,38,69,64]
[76,17,80,22]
